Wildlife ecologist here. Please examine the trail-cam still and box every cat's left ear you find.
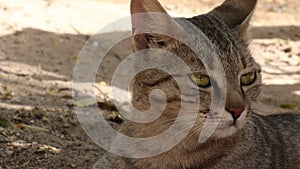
[130,0,183,50]
[208,0,257,33]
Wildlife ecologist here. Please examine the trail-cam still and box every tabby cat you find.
[95,0,300,168]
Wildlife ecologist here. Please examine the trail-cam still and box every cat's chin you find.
[212,125,239,138]
[210,109,250,138]
[212,119,248,138]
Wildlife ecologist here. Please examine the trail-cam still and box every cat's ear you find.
[130,0,167,14]
[208,0,257,32]
[130,0,181,50]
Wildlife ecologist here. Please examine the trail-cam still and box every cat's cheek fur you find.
[244,84,262,101]
[242,73,262,101]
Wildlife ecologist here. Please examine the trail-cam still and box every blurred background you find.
[0,0,299,168]
[1,0,299,35]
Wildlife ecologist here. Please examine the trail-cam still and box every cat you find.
[95,0,300,168]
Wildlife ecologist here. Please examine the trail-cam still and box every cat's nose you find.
[226,107,245,120]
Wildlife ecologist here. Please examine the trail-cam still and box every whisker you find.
[185,124,204,141]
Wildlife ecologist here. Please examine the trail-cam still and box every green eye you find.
[240,71,256,86]
[190,74,210,87]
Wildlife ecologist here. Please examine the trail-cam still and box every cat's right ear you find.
[130,0,182,50]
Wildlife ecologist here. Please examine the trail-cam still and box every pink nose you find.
[227,107,245,120]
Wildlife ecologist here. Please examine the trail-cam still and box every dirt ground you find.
[0,0,299,168]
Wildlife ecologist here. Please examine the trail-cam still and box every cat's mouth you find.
[212,108,249,138]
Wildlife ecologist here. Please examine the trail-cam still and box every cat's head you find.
[129,0,261,139]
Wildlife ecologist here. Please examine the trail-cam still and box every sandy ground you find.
[0,0,299,168]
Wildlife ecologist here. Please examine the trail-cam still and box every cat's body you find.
[96,0,300,168]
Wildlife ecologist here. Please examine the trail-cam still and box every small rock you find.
[282,47,292,53]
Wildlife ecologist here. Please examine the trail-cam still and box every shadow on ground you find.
[250,26,300,40]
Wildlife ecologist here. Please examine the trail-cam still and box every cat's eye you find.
[190,74,210,87]
[240,71,256,86]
